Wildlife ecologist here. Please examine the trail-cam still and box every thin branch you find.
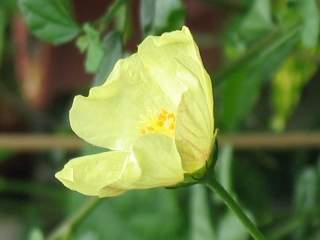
[0,132,320,151]
[47,197,101,240]
[95,0,128,33]
[205,178,266,240]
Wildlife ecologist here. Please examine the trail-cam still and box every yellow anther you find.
[138,108,176,137]
[147,126,154,131]
[160,109,168,116]
[157,120,164,127]
[168,113,175,119]
[158,114,166,121]
[140,128,146,134]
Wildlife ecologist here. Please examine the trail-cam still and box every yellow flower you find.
[55,26,215,197]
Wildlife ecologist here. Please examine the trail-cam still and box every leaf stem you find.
[205,178,266,240]
[47,197,101,240]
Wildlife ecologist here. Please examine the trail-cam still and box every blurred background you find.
[1,0,320,239]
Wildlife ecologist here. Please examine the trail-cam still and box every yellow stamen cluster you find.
[139,109,176,137]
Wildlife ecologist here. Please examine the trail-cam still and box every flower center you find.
[139,109,176,137]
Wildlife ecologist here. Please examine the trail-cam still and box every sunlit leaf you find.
[271,52,317,131]
[217,26,300,131]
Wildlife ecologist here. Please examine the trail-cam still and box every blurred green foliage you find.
[0,0,319,239]
[70,189,186,240]
[19,0,80,44]
[140,0,185,36]
[271,52,317,131]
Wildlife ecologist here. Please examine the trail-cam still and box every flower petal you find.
[138,26,213,120]
[137,26,215,173]
[131,134,184,188]
[55,151,141,197]
[70,54,175,150]
[175,90,215,173]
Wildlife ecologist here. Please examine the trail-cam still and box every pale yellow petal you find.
[55,151,141,197]
[138,26,213,126]
[131,134,184,188]
[175,90,215,173]
[69,54,175,150]
[137,26,215,172]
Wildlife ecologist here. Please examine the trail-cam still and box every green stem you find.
[96,0,128,33]
[205,178,266,240]
[47,197,101,240]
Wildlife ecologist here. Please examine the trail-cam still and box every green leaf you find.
[93,31,123,86]
[0,9,6,68]
[0,0,16,67]
[114,2,132,42]
[300,0,320,48]
[76,35,89,53]
[223,0,273,60]
[240,0,273,41]
[19,0,80,44]
[293,165,320,239]
[0,0,17,16]
[82,24,104,74]
[233,157,272,224]
[28,228,44,240]
[0,149,15,162]
[294,167,319,216]
[217,26,301,131]
[140,0,156,35]
[217,211,248,240]
[271,51,317,131]
[77,26,121,76]
[140,0,185,36]
[268,216,304,240]
[190,185,216,240]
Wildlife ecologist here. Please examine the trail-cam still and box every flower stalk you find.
[204,178,266,240]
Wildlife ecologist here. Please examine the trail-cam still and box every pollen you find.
[157,120,164,127]
[138,109,176,137]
